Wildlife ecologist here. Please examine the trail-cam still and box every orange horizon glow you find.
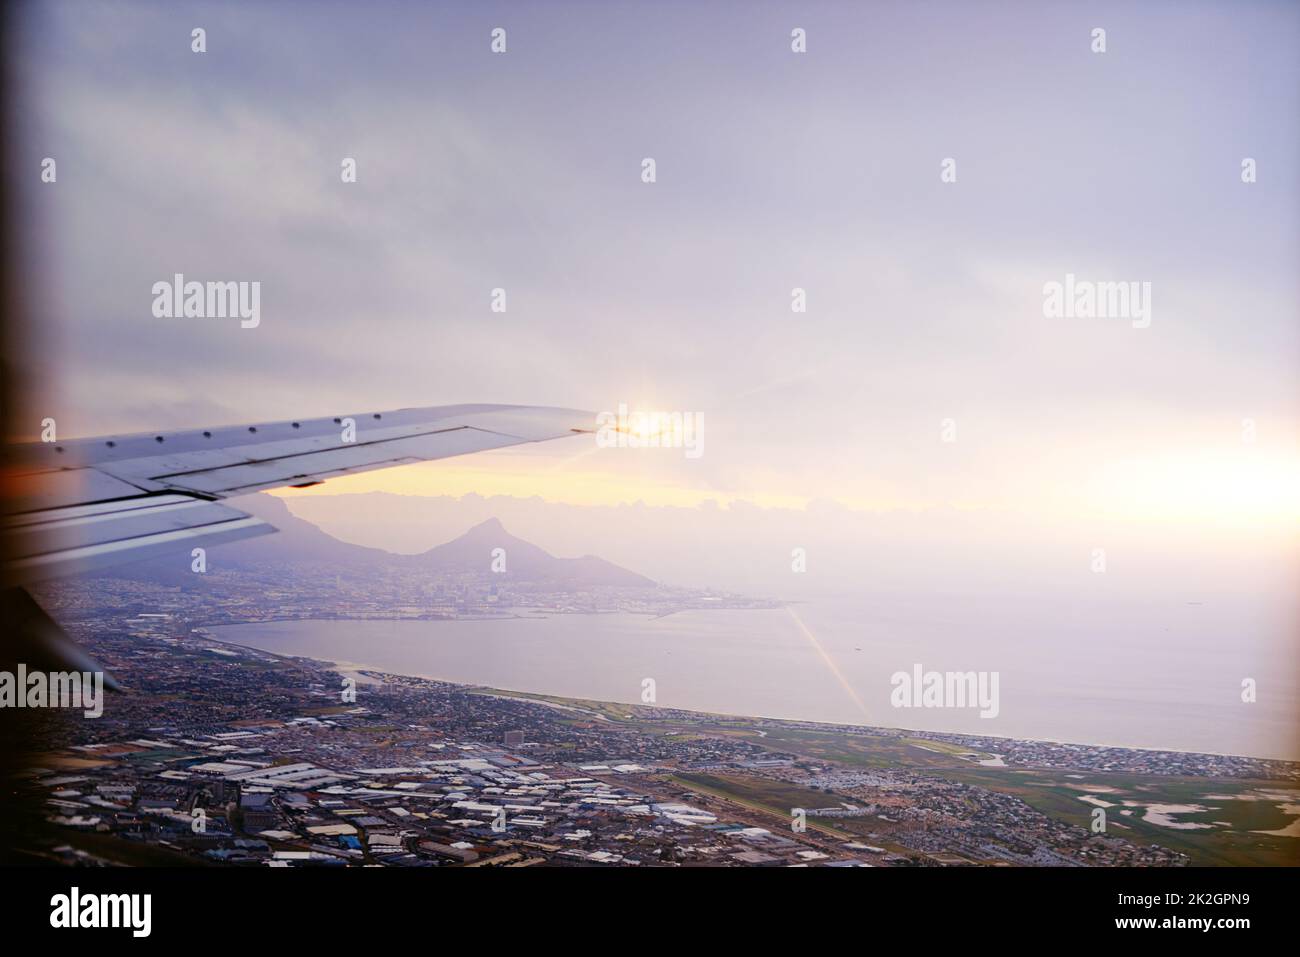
[269,443,1300,528]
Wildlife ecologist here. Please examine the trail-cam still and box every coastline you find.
[201,630,1300,771]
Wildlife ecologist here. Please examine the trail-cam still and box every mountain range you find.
[108,493,655,588]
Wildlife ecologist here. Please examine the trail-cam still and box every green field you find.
[940,768,1299,866]
[669,772,903,849]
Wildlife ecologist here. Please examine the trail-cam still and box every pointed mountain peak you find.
[464,516,507,536]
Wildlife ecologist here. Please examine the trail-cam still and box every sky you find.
[8,0,1299,524]
[7,0,1299,758]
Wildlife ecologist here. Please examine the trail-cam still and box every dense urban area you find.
[15,575,1300,869]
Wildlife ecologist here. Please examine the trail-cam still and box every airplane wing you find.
[2,403,593,584]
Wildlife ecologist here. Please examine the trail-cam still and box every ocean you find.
[208,592,1299,761]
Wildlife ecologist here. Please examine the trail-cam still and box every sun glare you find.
[1087,449,1300,525]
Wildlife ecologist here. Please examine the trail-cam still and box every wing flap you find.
[141,425,526,497]
[3,494,271,582]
